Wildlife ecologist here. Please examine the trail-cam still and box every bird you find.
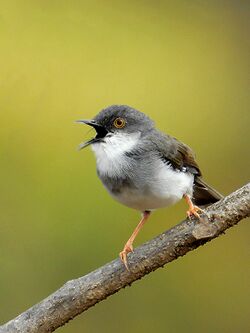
[77,105,223,270]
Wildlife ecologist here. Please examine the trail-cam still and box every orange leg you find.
[120,211,151,270]
[184,194,204,219]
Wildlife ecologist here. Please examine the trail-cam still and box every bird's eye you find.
[113,117,126,129]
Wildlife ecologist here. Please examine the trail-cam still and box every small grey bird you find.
[77,105,222,269]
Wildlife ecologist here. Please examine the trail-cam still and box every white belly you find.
[111,162,194,211]
[91,134,194,212]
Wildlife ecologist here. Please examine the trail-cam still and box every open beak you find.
[76,119,108,149]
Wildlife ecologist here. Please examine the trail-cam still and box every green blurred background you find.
[0,1,249,332]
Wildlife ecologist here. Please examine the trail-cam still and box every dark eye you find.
[113,117,126,129]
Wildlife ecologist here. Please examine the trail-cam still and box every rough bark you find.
[0,183,249,333]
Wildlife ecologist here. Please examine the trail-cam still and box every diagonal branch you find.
[1,183,249,333]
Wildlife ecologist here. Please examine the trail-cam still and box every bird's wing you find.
[168,138,201,176]
[151,132,224,206]
[151,132,201,176]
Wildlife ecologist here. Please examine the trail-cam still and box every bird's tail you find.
[193,177,223,207]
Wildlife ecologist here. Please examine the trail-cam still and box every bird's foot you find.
[119,243,133,271]
[186,205,204,219]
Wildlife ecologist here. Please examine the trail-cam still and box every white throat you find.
[91,132,140,177]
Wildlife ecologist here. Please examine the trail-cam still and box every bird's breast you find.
[91,132,141,177]
[97,156,194,211]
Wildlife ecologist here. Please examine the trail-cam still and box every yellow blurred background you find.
[0,1,249,332]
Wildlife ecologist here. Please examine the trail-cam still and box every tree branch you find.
[1,183,249,333]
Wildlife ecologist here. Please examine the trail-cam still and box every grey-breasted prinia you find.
[77,105,223,270]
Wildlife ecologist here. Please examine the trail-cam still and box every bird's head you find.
[77,105,154,149]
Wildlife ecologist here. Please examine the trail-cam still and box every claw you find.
[187,205,204,219]
[119,211,151,271]
[119,243,133,271]
[184,194,205,220]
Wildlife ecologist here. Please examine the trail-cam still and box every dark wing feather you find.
[193,177,223,206]
[168,138,201,176]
